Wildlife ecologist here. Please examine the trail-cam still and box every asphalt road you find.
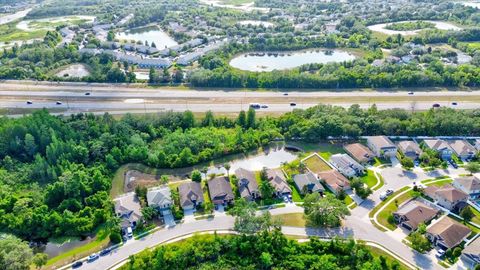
[0,81,478,115]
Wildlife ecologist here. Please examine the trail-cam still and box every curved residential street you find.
[75,163,469,270]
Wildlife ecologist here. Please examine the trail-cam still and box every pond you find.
[41,236,94,258]
[229,50,357,72]
[238,20,274,27]
[117,25,178,49]
[367,20,462,36]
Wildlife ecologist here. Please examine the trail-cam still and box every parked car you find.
[99,248,111,256]
[449,161,458,169]
[26,100,33,105]
[127,227,133,238]
[283,196,289,203]
[87,253,99,262]
[435,249,446,258]
[380,189,394,200]
[72,261,83,268]
[385,189,394,196]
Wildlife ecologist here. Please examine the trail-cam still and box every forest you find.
[120,230,403,270]
[1,106,480,242]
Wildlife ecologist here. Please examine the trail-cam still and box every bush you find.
[387,214,396,225]
[110,231,122,244]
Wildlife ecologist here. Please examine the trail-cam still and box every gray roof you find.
[208,176,234,202]
[114,193,142,227]
[454,175,480,194]
[267,169,291,194]
[178,181,204,208]
[397,140,422,156]
[423,139,452,152]
[448,140,476,156]
[329,153,364,172]
[147,186,172,207]
[235,168,259,199]
[367,136,395,149]
[293,172,324,194]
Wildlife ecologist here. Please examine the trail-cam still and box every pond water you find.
[117,26,178,49]
[238,20,274,27]
[367,20,462,36]
[229,50,357,72]
[41,237,94,258]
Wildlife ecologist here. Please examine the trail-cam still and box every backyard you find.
[303,154,332,173]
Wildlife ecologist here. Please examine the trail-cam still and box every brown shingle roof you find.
[448,140,476,156]
[235,168,259,199]
[208,176,234,203]
[424,184,468,203]
[343,143,374,163]
[318,170,350,191]
[427,216,471,249]
[397,141,423,156]
[267,169,291,194]
[367,136,395,149]
[454,175,480,194]
[178,181,204,208]
[394,199,439,230]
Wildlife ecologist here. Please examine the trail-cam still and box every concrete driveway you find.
[161,210,175,227]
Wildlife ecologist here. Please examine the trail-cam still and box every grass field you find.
[303,154,332,173]
[359,169,380,189]
[273,213,306,227]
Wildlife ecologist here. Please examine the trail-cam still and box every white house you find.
[147,186,173,211]
[329,153,365,177]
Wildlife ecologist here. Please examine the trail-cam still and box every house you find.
[453,175,480,199]
[208,176,234,205]
[267,169,292,197]
[318,170,351,194]
[366,136,397,158]
[448,140,476,160]
[474,139,480,151]
[114,193,142,230]
[423,139,454,161]
[397,140,423,160]
[462,236,480,266]
[329,153,365,177]
[147,186,173,211]
[178,181,204,210]
[293,172,324,195]
[235,168,260,201]
[426,216,471,250]
[423,184,469,211]
[393,199,439,231]
[343,143,374,164]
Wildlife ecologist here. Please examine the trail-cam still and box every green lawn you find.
[303,154,332,173]
[469,206,480,225]
[373,157,390,167]
[363,245,410,270]
[359,169,381,189]
[273,213,306,227]
[377,190,416,230]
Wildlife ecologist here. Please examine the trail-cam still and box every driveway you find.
[161,210,175,227]
[183,209,195,223]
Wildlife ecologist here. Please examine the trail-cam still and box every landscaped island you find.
[385,21,435,31]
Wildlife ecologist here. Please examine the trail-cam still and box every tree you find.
[32,253,48,269]
[409,231,431,253]
[237,110,246,128]
[202,111,215,127]
[303,193,350,228]
[224,163,231,177]
[160,175,169,185]
[107,31,115,41]
[191,170,202,182]
[0,235,33,270]
[246,107,256,129]
[400,157,414,170]
[173,69,183,83]
[148,67,156,83]
[259,181,274,199]
[231,199,276,234]
[141,206,158,221]
[110,230,122,244]
[466,162,480,175]
[460,206,474,222]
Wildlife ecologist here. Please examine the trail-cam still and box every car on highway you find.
[87,253,99,262]
[451,102,458,106]
[261,104,269,108]
[290,102,296,106]
[85,92,91,96]
[72,261,83,268]
[432,103,440,108]
[26,100,33,105]
[408,91,414,95]
[283,93,288,96]
[56,101,62,105]
[249,103,261,109]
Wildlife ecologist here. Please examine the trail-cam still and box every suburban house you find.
[147,186,173,211]
[392,199,439,231]
[448,140,476,160]
[343,143,374,164]
[423,184,469,212]
[453,175,480,199]
[474,139,480,151]
[293,172,324,195]
[462,236,480,266]
[208,176,234,205]
[114,193,142,231]
[397,140,423,160]
[426,216,471,250]
[267,169,292,197]
[423,139,454,161]
[235,168,260,201]
[329,153,365,177]
[178,181,204,210]
[366,136,397,158]
[318,170,351,194]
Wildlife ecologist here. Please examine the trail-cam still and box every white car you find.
[435,249,445,258]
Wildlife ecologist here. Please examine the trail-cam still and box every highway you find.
[0,81,479,115]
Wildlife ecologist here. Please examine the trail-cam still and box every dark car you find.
[99,248,111,256]
[450,161,458,169]
[56,101,63,105]
[408,91,414,95]
[26,100,33,105]
[85,92,91,96]
[283,93,288,96]
[452,102,458,106]
[432,103,440,108]
[290,102,296,106]
[72,261,83,269]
